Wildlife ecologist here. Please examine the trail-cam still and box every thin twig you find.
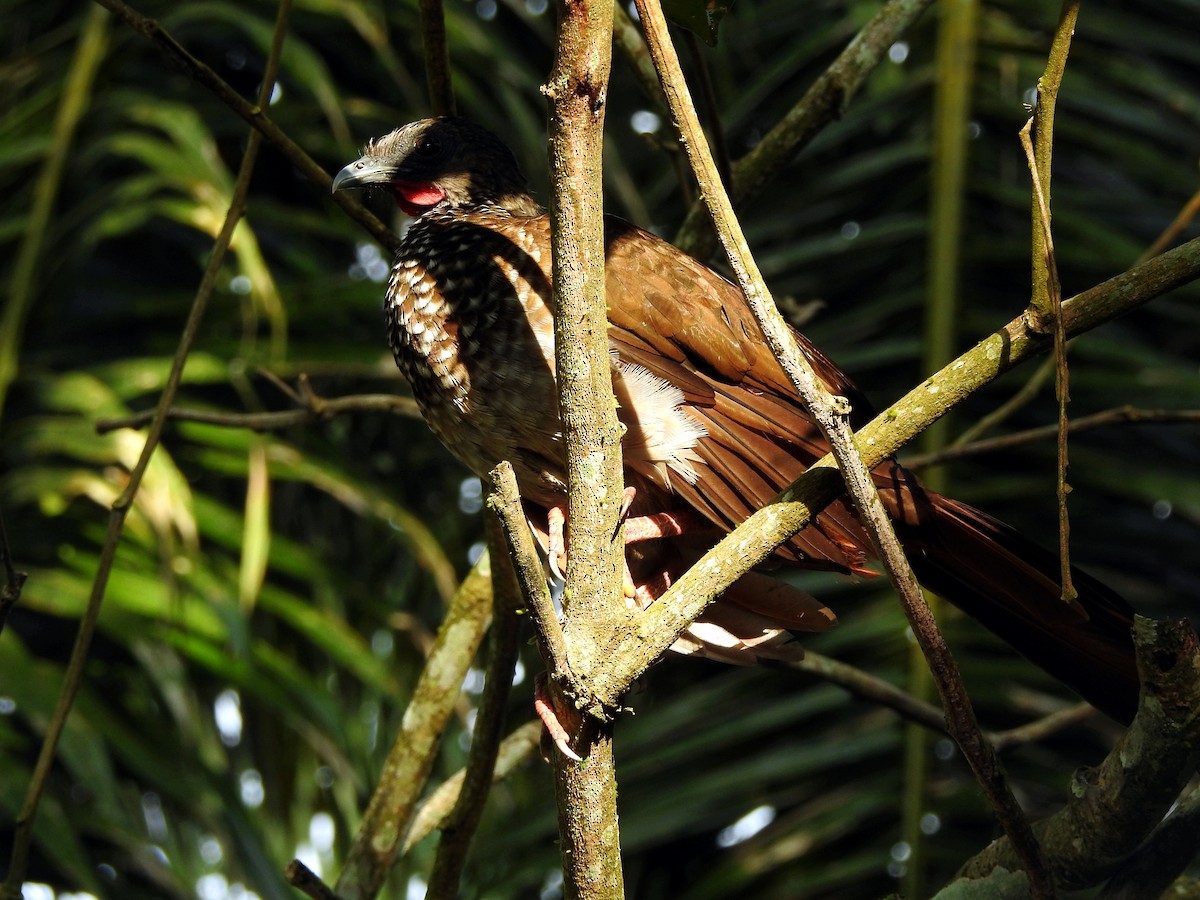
[89,0,399,255]
[989,704,1095,752]
[0,505,28,636]
[1024,0,1080,604]
[905,407,1200,469]
[417,0,455,116]
[285,860,344,900]
[2,1,295,891]
[403,720,542,855]
[426,523,522,896]
[783,651,947,733]
[95,392,422,434]
[487,463,572,689]
[786,652,1097,751]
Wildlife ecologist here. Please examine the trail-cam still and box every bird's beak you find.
[331,158,395,192]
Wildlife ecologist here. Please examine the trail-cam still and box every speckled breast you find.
[384,208,568,505]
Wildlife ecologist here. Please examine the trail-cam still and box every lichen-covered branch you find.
[543,0,625,896]
[332,557,493,900]
[955,617,1200,891]
[587,232,1200,708]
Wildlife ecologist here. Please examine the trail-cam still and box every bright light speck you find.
[214,689,243,747]
[240,769,265,808]
[631,110,661,135]
[888,41,909,63]
[310,812,336,853]
[716,804,776,848]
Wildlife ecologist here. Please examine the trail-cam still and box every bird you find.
[332,116,1139,725]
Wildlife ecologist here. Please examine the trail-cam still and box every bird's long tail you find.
[887,484,1139,723]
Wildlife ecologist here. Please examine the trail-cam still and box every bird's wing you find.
[603,218,878,574]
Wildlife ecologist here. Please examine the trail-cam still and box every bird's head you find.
[332,117,539,218]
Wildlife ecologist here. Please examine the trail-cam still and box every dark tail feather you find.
[893,490,1139,724]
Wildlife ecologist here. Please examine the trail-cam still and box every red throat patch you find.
[393,182,446,217]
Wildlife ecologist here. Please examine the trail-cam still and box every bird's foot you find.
[534,672,582,762]
[545,487,708,600]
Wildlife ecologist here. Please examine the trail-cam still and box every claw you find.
[534,672,582,762]
[547,505,567,581]
[618,485,638,522]
[623,508,707,543]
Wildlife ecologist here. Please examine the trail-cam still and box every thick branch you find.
[543,1,625,897]
[956,617,1200,890]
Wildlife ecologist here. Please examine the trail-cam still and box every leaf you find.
[662,0,734,46]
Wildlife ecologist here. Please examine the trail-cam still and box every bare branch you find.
[906,407,1200,469]
[3,2,295,890]
[90,0,399,254]
[95,392,421,434]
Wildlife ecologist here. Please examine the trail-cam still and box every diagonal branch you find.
[91,0,399,254]
[587,231,1200,708]
[332,556,494,900]
[2,0,295,891]
[674,0,936,258]
[633,0,1049,889]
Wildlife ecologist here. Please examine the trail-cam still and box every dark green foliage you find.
[1,1,1197,898]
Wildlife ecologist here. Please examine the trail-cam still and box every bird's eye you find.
[415,138,442,157]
